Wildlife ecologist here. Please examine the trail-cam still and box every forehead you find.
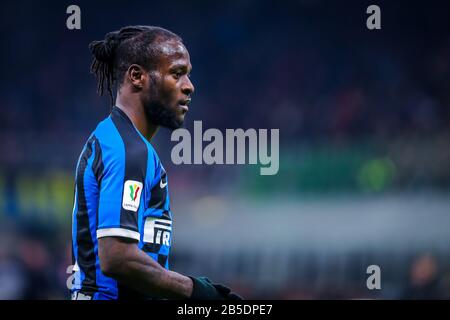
[154,39,191,69]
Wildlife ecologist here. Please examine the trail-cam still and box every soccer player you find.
[70,25,241,300]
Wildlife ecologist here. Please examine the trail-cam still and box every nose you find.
[181,76,195,96]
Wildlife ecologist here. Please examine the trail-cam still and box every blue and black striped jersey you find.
[71,106,173,300]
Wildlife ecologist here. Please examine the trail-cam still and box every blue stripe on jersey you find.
[85,138,118,299]
[95,117,126,230]
[147,252,158,263]
[158,245,170,256]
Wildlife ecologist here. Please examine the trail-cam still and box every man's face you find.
[143,39,194,130]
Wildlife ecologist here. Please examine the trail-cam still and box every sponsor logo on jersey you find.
[122,180,143,211]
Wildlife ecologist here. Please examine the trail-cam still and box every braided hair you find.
[89,25,181,105]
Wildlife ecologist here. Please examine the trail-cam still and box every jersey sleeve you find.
[95,136,143,242]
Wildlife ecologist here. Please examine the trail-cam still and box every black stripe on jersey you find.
[148,170,167,210]
[111,106,148,232]
[142,243,162,253]
[92,137,104,235]
[142,242,168,267]
[92,137,104,185]
[76,137,97,292]
[155,221,171,227]
[161,210,172,220]
[157,254,168,268]
[142,243,167,268]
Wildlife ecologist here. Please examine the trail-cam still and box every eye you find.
[173,70,183,79]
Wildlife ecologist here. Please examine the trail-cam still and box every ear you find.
[127,64,147,89]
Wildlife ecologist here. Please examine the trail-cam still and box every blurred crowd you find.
[0,1,449,174]
[2,218,450,299]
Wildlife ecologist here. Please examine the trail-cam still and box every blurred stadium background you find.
[1,0,450,299]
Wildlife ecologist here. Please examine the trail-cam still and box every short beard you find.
[145,99,183,130]
[144,76,184,130]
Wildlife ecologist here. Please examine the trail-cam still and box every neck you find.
[115,94,159,141]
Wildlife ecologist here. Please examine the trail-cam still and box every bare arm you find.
[98,236,193,299]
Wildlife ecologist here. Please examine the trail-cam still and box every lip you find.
[178,104,189,112]
[178,98,191,112]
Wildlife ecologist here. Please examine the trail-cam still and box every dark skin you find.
[117,38,194,140]
[99,38,194,299]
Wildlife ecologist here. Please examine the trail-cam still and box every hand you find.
[189,276,243,300]
[212,283,243,300]
[189,276,224,300]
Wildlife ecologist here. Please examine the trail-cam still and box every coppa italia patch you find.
[122,180,143,212]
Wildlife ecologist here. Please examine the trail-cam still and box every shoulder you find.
[92,114,149,162]
[95,113,159,184]
[92,116,123,152]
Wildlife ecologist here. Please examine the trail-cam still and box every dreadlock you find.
[89,25,181,105]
